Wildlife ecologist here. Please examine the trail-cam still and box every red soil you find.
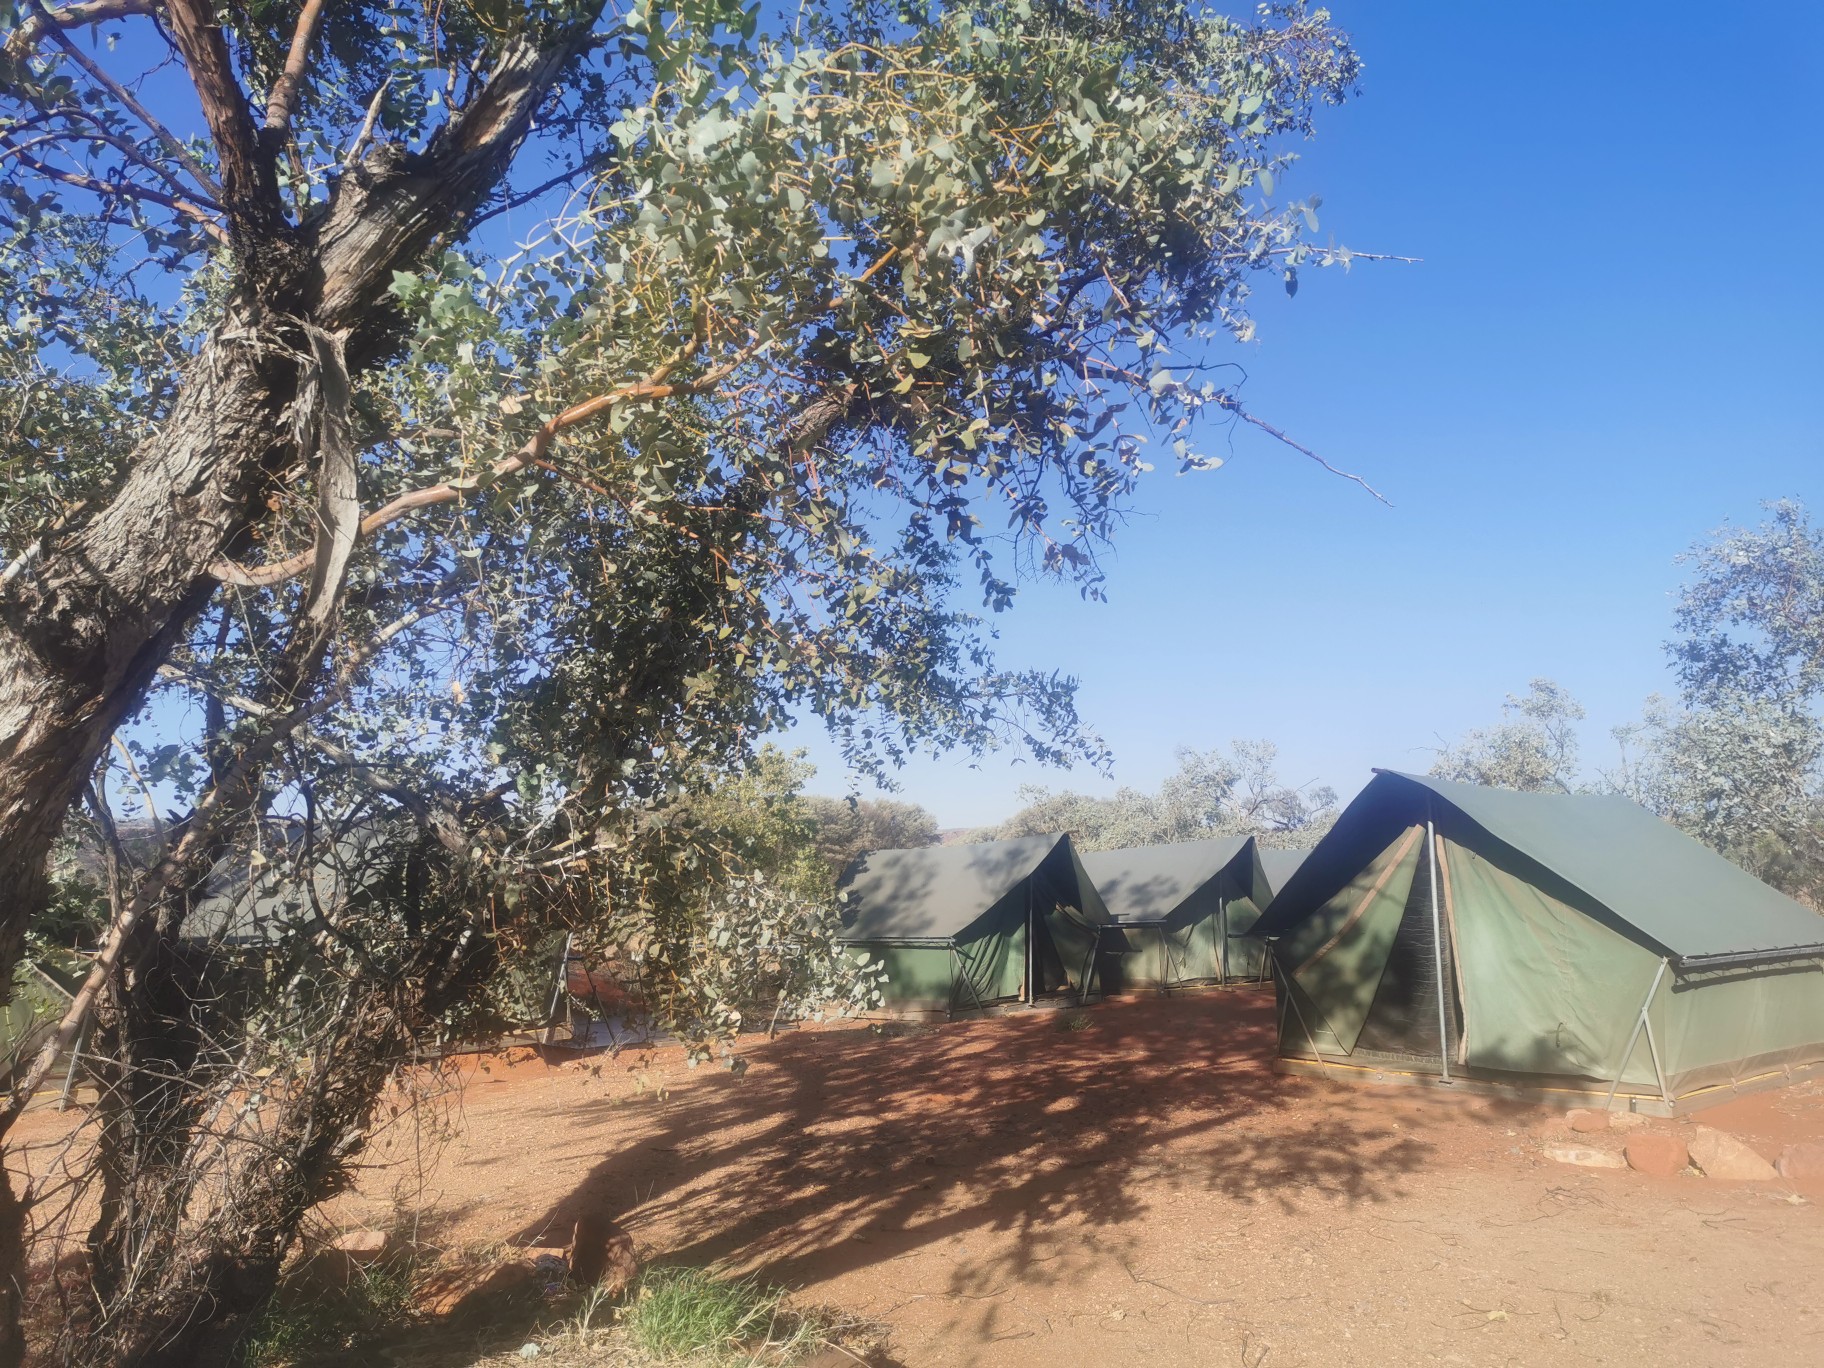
[12,989,1824,1364]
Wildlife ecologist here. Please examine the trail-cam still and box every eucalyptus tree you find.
[0,1,1372,1360]
[1429,678,1586,794]
[1612,502,1824,903]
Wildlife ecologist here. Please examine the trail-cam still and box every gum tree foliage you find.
[800,792,942,873]
[0,1,1368,1361]
[1428,678,1585,794]
[980,740,1337,849]
[1610,502,1824,903]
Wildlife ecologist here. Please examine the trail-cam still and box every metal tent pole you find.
[1603,957,1670,1111]
[1217,895,1228,986]
[1026,882,1036,1003]
[1426,807,1450,1083]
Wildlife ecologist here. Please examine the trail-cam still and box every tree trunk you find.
[0,23,603,1359]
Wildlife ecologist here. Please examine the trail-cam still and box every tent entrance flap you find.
[1282,826,1426,1056]
[1354,831,1464,1063]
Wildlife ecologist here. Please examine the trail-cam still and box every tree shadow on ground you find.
[505,990,1442,1321]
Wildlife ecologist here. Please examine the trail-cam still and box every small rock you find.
[1625,1134,1690,1178]
[518,1345,541,1361]
[1609,1111,1651,1130]
[1778,1142,1824,1182]
[567,1213,638,1295]
[329,1229,390,1264]
[418,1261,541,1319]
[1689,1127,1778,1182]
[1544,1144,1627,1170]
[1566,1108,1610,1134]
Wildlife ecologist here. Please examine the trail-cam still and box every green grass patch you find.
[622,1267,828,1364]
[239,1260,415,1366]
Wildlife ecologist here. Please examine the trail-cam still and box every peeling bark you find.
[0,17,606,1363]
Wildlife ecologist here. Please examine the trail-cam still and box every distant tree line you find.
[970,739,1337,851]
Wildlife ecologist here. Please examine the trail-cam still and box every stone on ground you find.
[1566,1108,1610,1134]
[1544,1144,1627,1170]
[567,1212,638,1294]
[418,1261,542,1319]
[1777,1141,1824,1182]
[1624,1134,1690,1178]
[329,1229,390,1264]
[1688,1127,1777,1181]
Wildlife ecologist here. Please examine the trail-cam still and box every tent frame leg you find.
[1641,998,1674,1108]
[1160,925,1191,996]
[949,944,990,1017]
[57,1011,92,1111]
[540,931,575,1047]
[1217,897,1228,987]
[1076,927,1104,1003]
[1270,952,1332,1074]
[1603,956,1670,1111]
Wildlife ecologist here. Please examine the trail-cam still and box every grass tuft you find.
[240,1260,416,1366]
[622,1267,829,1364]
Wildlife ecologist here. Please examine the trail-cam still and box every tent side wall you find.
[1660,957,1824,1100]
[1442,838,1664,1091]
[847,942,959,1009]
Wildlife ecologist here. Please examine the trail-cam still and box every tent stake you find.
[1426,810,1450,1082]
[1603,957,1669,1112]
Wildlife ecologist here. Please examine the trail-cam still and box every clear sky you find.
[785,2,1824,828]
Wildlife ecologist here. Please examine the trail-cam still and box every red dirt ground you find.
[347,989,1824,1365]
[15,988,1824,1364]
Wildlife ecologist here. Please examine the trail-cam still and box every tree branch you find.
[162,0,281,231]
[261,0,326,142]
[20,0,222,203]
[0,586,469,1134]
[211,337,760,587]
[1,0,154,62]
[6,148,228,243]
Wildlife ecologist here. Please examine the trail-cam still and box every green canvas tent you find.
[1081,836,1273,989]
[1253,771,1824,1113]
[1258,846,1312,897]
[838,834,1112,1012]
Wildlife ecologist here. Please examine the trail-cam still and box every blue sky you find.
[786,3,1824,827]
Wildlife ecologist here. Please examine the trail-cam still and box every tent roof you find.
[1257,846,1312,896]
[1079,836,1252,924]
[1255,770,1824,963]
[837,834,1069,941]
